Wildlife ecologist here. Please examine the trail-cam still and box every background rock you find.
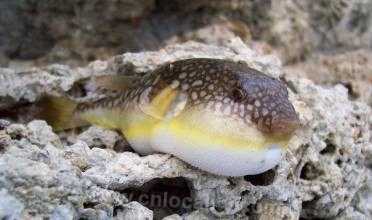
[1,0,371,67]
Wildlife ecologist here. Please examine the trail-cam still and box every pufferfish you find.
[38,58,299,177]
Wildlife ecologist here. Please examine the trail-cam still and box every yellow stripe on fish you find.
[165,118,287,150]
[125,104,288,151]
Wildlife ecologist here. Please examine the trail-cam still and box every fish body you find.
[38,58,299,176]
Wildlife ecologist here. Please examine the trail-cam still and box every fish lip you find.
[255,114,299,138]
[255,109,298,138]
[272,116,300,137]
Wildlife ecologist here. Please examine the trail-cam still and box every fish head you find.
[235,68,300,137]
[149,59,300,176]
[175,60,300,142]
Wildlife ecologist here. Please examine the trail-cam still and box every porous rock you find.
[0,41,370,219]
[115,202,153,220]
[285,49,372,106]
[1,0,371,67]
[76,125,130,152]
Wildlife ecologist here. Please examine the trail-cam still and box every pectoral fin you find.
[139,86,188,120]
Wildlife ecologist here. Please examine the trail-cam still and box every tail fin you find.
[36,95,87,131]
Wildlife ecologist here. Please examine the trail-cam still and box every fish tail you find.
[36,95,87,131]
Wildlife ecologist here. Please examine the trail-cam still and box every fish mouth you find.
[269,114,300,137]
[255,117,299,141]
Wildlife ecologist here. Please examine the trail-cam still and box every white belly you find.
[150,123,284,177]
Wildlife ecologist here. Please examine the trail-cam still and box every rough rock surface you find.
[0,40,371,219]
[285,49,372,106]
[1,0,371,67]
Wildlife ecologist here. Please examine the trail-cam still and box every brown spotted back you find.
[77,58,299,137]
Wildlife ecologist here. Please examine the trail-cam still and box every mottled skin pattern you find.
[78,58,299,137]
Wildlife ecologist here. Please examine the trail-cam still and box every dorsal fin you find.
[94,75,136,91]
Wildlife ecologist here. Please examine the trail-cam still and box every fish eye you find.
[231,87,245,102]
